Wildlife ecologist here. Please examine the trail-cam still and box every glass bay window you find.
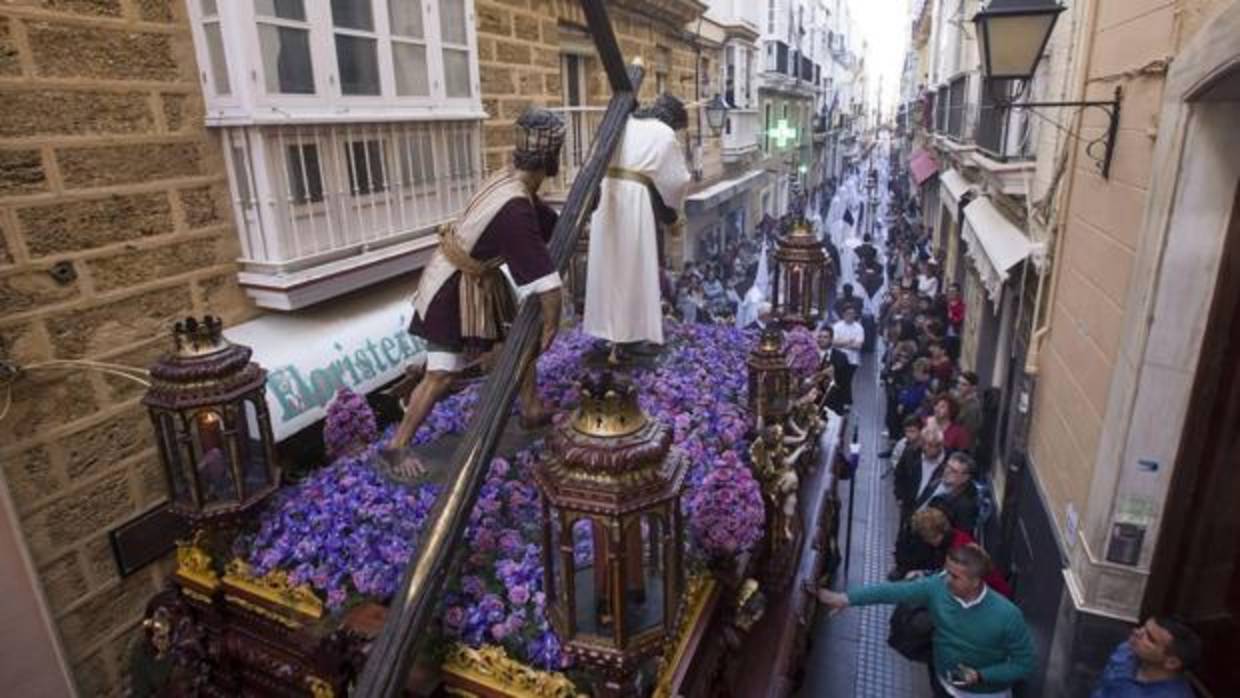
[185,0,485,310]
[186,0,482,120]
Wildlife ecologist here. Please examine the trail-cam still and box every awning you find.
[962,196,1044,303]
[224,277,425,441]
[939,169,971,221]
[686,169,767,211]
[909,148,939,186]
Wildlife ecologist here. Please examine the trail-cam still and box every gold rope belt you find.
[606,166,655,188]
[437,225,514,341]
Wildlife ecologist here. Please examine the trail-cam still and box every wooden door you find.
[1144,182,1240,697]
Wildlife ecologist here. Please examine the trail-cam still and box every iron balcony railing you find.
[946,75,968,141]
[975,78,1034,161]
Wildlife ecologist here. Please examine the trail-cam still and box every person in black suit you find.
[815,326,851,414]
[923,452,980,535]
[895,425,947,520]
[893,451,981,579]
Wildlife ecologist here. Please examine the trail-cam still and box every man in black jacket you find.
[923,452,980,535]
[815,326,851,414]
[895,426,947,520]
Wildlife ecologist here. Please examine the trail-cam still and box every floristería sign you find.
[224,279,425,441]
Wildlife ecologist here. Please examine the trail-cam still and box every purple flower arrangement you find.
[240,447,440,609]
[242,319,761,670]
[323,388,379,459]
[687,460,765,560]
[784,325,821,383]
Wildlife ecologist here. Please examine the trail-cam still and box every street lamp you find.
[704,94,729,136]
[972,0,1065,80]
[972,0,1122,178]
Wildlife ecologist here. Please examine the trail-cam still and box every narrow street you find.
[800,351,934,698]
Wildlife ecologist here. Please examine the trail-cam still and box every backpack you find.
[887,603,933,663]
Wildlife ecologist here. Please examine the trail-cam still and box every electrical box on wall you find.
[1105,522,1146,566]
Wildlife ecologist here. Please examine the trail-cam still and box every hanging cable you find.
[0,358,151,425]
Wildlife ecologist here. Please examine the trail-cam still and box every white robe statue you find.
[584,117,691,345]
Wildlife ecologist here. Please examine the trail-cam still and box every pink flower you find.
[508,585,531,606]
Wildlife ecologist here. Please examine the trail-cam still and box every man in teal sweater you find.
[812,543,1035,697]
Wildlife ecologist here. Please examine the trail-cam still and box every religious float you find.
[130,4,846,695]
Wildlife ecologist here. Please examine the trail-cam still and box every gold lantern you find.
[143,316,279,524]
[747,328,791,425]
[535,374,686,698]
[772,219,831,327]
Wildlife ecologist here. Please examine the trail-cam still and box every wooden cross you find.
[353,2,642,696]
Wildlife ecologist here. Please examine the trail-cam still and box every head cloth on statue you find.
[634,93,689,131]
[512,107,566,177]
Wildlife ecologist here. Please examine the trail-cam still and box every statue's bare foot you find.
[378,446,426,483]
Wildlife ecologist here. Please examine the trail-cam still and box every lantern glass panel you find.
[571,518,612,639]
[190,409,238,506]
[547,506,563,601]
[982,13,1057,78]
[622,513,665,635]
[238,399,273,498]
[159,412,194,507]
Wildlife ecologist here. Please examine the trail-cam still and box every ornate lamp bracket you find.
[1000,85,1123,179]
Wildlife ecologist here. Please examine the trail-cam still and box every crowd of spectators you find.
[670,232,764,325]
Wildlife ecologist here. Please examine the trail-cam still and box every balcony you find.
[971,80,1036,195]
[545,106,607,199]
[221,120,483,310]
[722,109,761,163]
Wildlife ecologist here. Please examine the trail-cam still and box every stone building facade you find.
[0,2,257,696]
[902,1,1240,695]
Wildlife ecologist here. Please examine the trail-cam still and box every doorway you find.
[1143,180,1240,698]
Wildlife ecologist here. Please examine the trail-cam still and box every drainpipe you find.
[1024,0,1100,375]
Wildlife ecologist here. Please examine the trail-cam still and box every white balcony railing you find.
[722,109,760,162]
[220,120,483,309]
[545,106,606,198]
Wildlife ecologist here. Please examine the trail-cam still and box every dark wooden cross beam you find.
[352,2,641,695]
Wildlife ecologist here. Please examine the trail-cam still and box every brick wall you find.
[0,2,256,695]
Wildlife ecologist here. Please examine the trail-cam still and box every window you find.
[390,0,429,96]
[200,1,230,95]
[256,0,315,94]
[744,47,753,105]
[768,0,776,33]
[286,144,325,204]
[194,0,480,109]
[440,0,471,97]
[332,0,381,96]
[345,140,387,195]
[724,45,736,107]
[764,102,772,152]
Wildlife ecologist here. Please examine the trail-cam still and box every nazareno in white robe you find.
[583,117,691,345]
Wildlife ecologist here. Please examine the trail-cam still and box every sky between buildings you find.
[854,0,912,121]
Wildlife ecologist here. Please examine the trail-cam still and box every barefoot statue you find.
[583,93,692,365]
[381,108,567,480]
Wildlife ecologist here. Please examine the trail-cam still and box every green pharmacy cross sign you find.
[769,119,798,148]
